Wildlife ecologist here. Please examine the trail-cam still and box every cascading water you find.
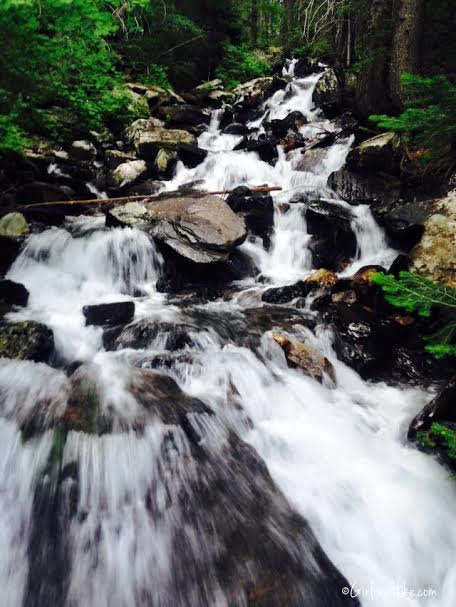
[1,66,456,607]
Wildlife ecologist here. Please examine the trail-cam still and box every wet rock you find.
[0,212,29,237]
[305,268,338,289]
[409,376,456,440]
[378,200,431,251]
[262,280,309,304]
[136,127,197,161]
[154,149,177,177]
[410,189,456,287]
[124,179,163,198]
[272,332,336,383]
[0,321,54,363]
[293,148,328,173]
[0,280,29,307]
[146,195,247,264]
[177,143,208,168]
[234,76,288,109]
[264,111,307,139]
[110,159,147,188]
[388,254,410,276]
[313,69,342,117]
[158,104,210,128]
[104,149,137,170]
[223,123,249,135]
[328,168,401,207]
[0,236,21,277]
[69,140,96,161]
[105,202,149,228]
[14,181,75,205]
[233,136,278,164]
[294,56,322,77]
[103,319,195,352]
[83,301,135,327]
[226,186,274,240]
[347,132,401,174]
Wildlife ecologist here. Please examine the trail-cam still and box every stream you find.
[1,60,456,606]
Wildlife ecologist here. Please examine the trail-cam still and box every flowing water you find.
[1,65,456,606]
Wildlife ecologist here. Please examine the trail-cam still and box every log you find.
[300,125,355,154]
[17,186,282,211]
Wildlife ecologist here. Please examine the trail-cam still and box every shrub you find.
[372,271,456,358]
[370,73,456,170]
[215,44,271,89]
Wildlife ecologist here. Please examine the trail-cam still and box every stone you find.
[69,140,96,161]
[177,144,208,168]
[305,269,338,289]
[347,132,401,174]
[146,195,247,263]
[223,123,250,135]
[0,213,29,237]
[262,281,309,304]
[103,320,195,352]
[154,149,177,176]
[0,236,21,277]
[0,280,29,307]
[272,332,336,384]
[136,128,197,160]
[313,69,342,117]
[410,189,456,288]
[226,186,274,240]
[328,168,401,207]
[158,104,210,128]
[409,376,456,440]
[104,149,137,170]
[294,56,322,77]
[14,181,75,206]
[110,159,147,188]
[123,117,165,147]
[0,321,54,363]
[234,76,288,109]
[105,202,149,229]
[83,301,135,327]
[264,111,307,139]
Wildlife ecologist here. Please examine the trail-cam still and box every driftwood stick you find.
[18,186,282,211]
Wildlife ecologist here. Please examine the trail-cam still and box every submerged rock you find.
[272,332,336,384]
[83,301,135,327]
[0,321,54,363]
[103,319,195,352]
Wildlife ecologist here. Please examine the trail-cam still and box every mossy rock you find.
[0,212,29,237]
[0,321,54,363]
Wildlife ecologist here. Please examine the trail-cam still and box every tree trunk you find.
[355,0,395,120]
[390,0,425,109]
[251,0,259,46]
[282,0,294,53]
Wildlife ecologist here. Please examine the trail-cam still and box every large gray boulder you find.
[110,160,147,188]
[313,69,342,117]
[107,195,247,263]
[234,76,287,108]
[347,132,401,174]
[137,128,196,160]
[411,189,456,288]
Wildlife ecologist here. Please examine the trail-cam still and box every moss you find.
[416,430,437,450]
[0,321,53,362]
[430,423,456,461]
[64,380,101,434]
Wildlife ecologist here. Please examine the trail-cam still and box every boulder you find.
[123,117,165,147]
[305,268,338,289]
[0,280,29,307]
[104,149,137,170]
[154,149,177,177]
[0,236,21,277]
[262,281,309,305]
[69,140,96,161]
[103,319,195,352]
[293,56,322,77]
[143,85,184,111]
[233,136,278,164]
[0,321,54,363]
[136,128,197,160]
[377,200,432,252]
[110,159,147,188]
[13,181,75,205]
[83,301,135,327]
[328,168,401,207]
[234,76,288,109]
[264,111,307,139]
[313,69,342,117]
[146,195,247,263]
[176,144,208,168]
[158,104,210,128]
[347,132,401,174]
[0,213,29,237]
[105,202,149,228]
[272,332,336,384]
[410,189,456,287]
[226,186,274,240]
[223,123,250,136]
[409,376,456,440]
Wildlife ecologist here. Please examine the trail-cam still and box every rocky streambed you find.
[0,58,455,607]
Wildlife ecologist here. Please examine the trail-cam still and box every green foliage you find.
[372,271,456,358]
[370,73,456,169]
[430,423,456,461]
[215,44,271,89]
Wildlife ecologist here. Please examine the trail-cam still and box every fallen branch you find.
[17,186,282,211]
[301,125,355,154]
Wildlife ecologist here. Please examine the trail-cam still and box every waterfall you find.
[1,66,455,607]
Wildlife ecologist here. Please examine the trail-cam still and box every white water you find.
[0,67,455,607]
